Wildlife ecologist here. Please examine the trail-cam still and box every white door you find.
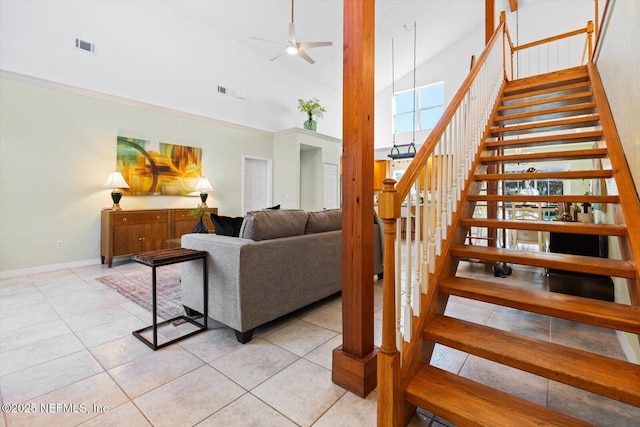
[324,162,339,209]
[243,157,272,214]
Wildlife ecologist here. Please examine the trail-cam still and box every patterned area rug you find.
[97,264,185,320]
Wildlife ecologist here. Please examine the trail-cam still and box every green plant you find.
[188,205,208,218]
[297,97,326,120]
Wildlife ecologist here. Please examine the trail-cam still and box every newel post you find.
[377,178,403,427]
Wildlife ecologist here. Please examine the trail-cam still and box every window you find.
[394,82,444,134]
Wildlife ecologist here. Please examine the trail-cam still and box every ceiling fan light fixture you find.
[286,44,298,55]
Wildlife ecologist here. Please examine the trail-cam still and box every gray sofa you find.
[180,208,383,343]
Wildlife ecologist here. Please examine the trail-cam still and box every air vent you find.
[217,85,227,95]
[75,38,95,53]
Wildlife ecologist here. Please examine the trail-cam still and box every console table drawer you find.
[112,212,168,226]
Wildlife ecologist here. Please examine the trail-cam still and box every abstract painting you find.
[116,136,202,196]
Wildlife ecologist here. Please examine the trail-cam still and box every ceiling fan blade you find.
[297,49,315,64]
[251,36,285,46]
[270,50,287,61]
[298,41,333,49]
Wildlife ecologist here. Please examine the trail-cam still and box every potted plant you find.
[188,205,209,233]
[297,97,326,131]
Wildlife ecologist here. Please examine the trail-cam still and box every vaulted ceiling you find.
[163,0,504,94]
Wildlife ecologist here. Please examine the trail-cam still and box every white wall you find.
[0,75,273,273]
[0,0,342,139]
[593,0,640,362]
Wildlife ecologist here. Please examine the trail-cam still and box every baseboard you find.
[0,258,102,280]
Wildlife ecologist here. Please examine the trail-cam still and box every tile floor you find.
[1,260,639,426]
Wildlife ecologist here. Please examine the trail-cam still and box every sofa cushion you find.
[305,209,342,234]
[211,214,244,237]
[239,209,307,241]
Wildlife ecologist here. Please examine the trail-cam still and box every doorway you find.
[242,156,272,214]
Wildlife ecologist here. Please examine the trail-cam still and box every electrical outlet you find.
[56,240,63,250]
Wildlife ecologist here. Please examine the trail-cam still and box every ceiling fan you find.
[251,0,333,64]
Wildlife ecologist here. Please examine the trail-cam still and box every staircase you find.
[402,65,640,425]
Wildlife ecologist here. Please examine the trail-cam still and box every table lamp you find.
[194,177,213,207]
[103,171,130,210]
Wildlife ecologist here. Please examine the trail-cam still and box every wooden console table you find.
[101,208,217,267]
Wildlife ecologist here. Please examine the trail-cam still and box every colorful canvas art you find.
[116,136,202,196]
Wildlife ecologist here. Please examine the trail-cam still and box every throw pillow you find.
[239,209,307,241]
[265,204,281,210]
[305,209,342,233]
[210,214,244,237]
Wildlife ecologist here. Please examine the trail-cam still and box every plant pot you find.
[192,217,208,234]
[304,116,317,131]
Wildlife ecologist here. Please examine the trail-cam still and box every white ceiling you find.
[163,0,496,94]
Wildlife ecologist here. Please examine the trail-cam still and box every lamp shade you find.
[103,171,130,189]
[194,177,213,192]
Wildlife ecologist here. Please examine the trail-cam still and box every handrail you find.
[514,27,587,52]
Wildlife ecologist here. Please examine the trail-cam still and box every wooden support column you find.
[332,0,378,398]
[485,0,495,45]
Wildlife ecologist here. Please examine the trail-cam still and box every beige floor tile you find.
[299,303,343,333]
[89,334,154,370]
[486,307,551,341]
[430,344,468,374]
[74,315,147,348]
[63,304,139,332]
[36,276,91,297]
[443,300,493,325]
[548,381,640,426]
[460,356,548,406]
[4,372,128,427]
[197,393,297,427]
[0,305,60,334]
[0,319,71,352]
[178,327,243,363]
[0,332,85,376]
[79,401,152,426]
[550,317,627,360]
[0,350,103,404]
[134,365,244,427]
[210,338,298,390]
[313,390,377,427]
[304,334,342,370]
[262,319,338,357]
[47,289,117,318]
[108,346,203,398]
[252,358,346,426]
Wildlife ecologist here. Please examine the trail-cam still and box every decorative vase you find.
[303,114,317,131]
[192,217,208,234]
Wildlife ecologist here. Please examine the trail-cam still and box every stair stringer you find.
[588,62,640,306]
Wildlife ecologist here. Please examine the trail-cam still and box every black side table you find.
[131,248,208,350]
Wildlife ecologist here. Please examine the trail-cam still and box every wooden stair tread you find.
[494,102,596,124]
[460,218,627,236]
[449,245,636,279]
[475,170,612,181]
[424,315,640,407]
[485,130,603,150]
[501,80,592,103]
[503,66,588,94]
[439,276,640,334]
[406,365,592,427]
[480,148,608,164]
[498,90,593,112]
[490,115,600,136]
[467,194,620,204]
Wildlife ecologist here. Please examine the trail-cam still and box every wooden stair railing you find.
[378,13,640,424]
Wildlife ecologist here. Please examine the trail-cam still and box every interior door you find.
[243,157,272,214]
[324,162,339,209]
